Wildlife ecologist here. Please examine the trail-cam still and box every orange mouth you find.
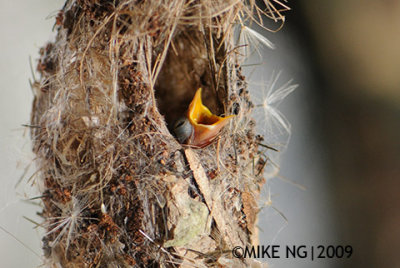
[186,88,234,148]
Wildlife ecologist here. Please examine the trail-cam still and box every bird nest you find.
[31,0,289,267]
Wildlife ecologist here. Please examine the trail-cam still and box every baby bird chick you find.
[173,88,234,148]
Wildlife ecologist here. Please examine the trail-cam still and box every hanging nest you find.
[31,0,289,267]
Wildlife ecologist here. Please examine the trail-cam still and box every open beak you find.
[186,88,234,148]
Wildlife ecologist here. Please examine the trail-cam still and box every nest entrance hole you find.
[154,30,225,133]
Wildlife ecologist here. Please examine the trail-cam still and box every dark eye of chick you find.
[173,117,193,144]
[175,120,185,128]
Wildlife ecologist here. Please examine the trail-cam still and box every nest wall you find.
[30,0,287,267]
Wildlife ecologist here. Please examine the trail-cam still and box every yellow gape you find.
[173,88,234,148]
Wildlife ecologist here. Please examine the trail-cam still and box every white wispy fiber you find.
[253,71,298,177]
[237,25,275,57]
[261,71,297,138]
